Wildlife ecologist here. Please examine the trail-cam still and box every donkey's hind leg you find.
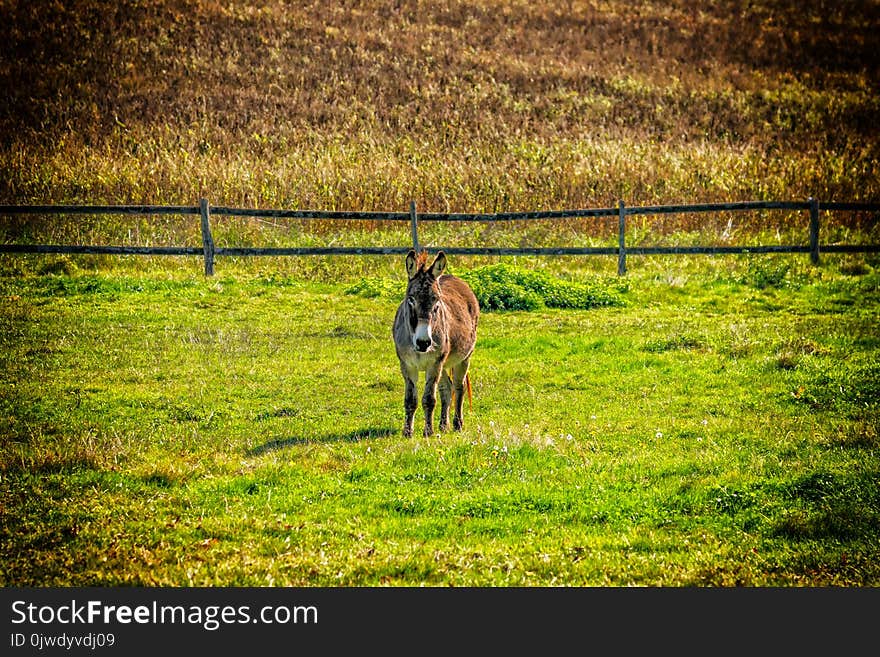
[401,364,419,438]
[438,370,453,432]
[451,358,471,431]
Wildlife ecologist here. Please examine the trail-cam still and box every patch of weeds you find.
[773,336,828,370]
[459,263,626,312]
[167,403,208,423]
[465,278,544,311]
[740,257,809,290]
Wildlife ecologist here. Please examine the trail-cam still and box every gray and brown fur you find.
[392,250,479,437]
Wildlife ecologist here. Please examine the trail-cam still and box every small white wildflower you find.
[655,431,663,439]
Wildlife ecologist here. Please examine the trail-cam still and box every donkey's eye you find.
[406,297,415,307]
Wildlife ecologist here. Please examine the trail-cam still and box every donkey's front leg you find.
[401,365,419,438]
[422,362,443,437]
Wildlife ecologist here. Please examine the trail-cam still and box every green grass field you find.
[2,252,877,586]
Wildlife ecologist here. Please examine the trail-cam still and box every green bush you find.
[459,263,626,312]
[462,277,544,311]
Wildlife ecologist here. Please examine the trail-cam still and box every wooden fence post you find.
[410,200,420,252]
[618,200,627,276]
[809,197,820,265]
[200,198,215,276]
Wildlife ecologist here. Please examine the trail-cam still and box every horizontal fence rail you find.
[1,198,878,276]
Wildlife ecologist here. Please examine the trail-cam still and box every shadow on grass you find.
[247,426,398,456]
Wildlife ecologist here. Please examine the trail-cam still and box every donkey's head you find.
[403,249,447,352]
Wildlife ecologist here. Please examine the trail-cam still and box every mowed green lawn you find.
[1,254,878,586]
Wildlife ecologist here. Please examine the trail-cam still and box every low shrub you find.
[459,263,626,311]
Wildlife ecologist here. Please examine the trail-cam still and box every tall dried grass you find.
[1,0,878,243]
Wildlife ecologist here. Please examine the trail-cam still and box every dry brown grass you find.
[0,1,878,229]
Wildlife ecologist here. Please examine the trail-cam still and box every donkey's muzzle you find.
[413,320,433,352]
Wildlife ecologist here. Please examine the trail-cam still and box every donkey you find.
[392,250,479,437]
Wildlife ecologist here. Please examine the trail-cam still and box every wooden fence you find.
[1,198,878,276]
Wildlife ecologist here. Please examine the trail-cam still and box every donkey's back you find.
[436,273,479,364]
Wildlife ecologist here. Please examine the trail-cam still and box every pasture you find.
[1,252,878,586]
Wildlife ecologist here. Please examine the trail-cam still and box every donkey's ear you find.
[429,251,447,278]
[405,250,418,279]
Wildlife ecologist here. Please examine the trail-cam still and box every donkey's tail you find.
[465,372,473,409]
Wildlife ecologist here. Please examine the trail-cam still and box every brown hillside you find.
[1,0,878,212]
